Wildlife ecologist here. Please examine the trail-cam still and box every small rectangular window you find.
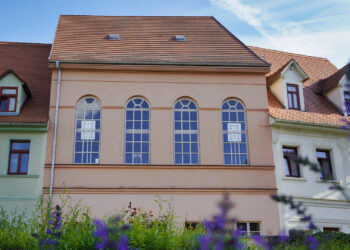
[237,222,260,236]
[287,84,300,110]
[0,87,18,112]
[8,140,30,175]
[317,150,333,180]
[283,147,300,177]
[344,91,350,114]
[323,227,339,232]
[185,221,199,230]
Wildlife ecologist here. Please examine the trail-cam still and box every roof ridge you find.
[249,45,332,62]
[0,41,51,47]
[60,14,213,18]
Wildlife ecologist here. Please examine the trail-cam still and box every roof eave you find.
[269,116,349,134]
[48,60,270,73]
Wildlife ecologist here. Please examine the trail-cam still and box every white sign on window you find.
[227,123,241,142]
[81,120,96,140]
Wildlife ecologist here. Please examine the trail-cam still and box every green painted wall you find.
[0,73,28,113]
[0,126,47,215]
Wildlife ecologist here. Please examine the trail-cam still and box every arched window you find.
[174,98,199,164]
[125,97,150,164]
[73,97,101,164]
[221,99,248,165]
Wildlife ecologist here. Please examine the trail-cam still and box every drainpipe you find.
[49,61,62,200]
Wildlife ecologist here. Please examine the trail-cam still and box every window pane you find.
[12,142,30,151]
[0,98,7,111]
[288,94,293,108]
[74,153,82,163]
[237,223,247,231]
[8,98,16,111]
[250,223,260,232]
[142,143,149,152]
[2,88,17,94]
[317,151,327,159]
[9,153,19,173]
[191,154,199,164]
[125,153,132,163]
[20,154,29,173]
[224,154,231,164]
[183,154,190,164]
[293,94,298,108]
[283,158,291,176]
[175,154,182,164]
[287,86,297,92]
[142,154,149,164]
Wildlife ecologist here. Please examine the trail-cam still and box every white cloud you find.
[210,0,350,68]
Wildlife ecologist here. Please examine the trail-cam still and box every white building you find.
[251,47,350,233]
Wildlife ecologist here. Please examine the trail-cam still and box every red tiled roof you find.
[250,46,350,127]
[50,15,268,67]
[0,42,51,123]
[315,63,350,94]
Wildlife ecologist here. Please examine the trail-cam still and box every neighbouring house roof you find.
[49,15,269,67]
[0,42,51,123]
[314,63,350,94]
[250,46,350,127]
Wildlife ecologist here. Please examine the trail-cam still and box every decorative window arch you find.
[221,99,248,165]
[124,97,150,164]
[73,96,101,164]
[174,98,199,164]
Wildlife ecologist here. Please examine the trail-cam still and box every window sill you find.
[283,177,307,182]
[0,175,39,178]
[317,179,340,184]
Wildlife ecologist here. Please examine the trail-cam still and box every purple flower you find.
[202,220,213,232]
[39,238,58,246]
[308,222,317,230]
[306,236,319,250]
[199,235,212,250]
[215,213,225,230]
[252,235,270,249]
[116,235,129,250]
[214,238,224,250]
[277,230,289,243]
[93,219,110,247]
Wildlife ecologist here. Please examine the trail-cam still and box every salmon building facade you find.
[0,15,349,236]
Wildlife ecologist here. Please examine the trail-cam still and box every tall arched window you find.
[125,97,150,164]
[73,97,101,164]
[174,98,199,164]
[221,99,248,165]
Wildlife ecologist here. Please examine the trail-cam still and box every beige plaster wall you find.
[50,192,280,235]
[46,69,273,166]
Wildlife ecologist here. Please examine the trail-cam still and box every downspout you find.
[49,61,61,200]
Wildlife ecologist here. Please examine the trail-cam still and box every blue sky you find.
[1,0,349,67]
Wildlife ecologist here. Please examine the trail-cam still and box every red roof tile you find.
[315,63,350,94]
[0,42,51,124]
[50,15,268,67]
[250,46,350,127]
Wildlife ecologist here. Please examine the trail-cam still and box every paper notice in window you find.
[81,120,96,140]
[227,123,241,142]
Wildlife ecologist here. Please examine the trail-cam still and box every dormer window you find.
[0,87,17,112]
[287,84,300,110]
[344,92,350,115]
